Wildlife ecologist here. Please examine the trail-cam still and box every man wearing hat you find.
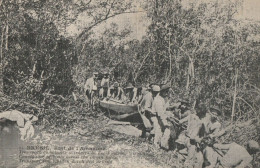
[139,84,154,132]
[160,83,177,149]
[148,85,166,148]
[202,106,225,167]
[123,83,137,103]
[84,72,98,106]
[111,82,124,100]
[100,71,110,99]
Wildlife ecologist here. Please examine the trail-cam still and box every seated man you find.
[213,140,258,168]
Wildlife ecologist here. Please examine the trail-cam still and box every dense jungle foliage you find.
[0,0,259,145]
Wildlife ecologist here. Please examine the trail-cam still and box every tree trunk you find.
[231,68,238,123]
[0,26,4,94]
[168,31,172,80]
[5,23,8,50]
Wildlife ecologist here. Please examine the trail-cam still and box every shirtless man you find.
[176,103,206,168]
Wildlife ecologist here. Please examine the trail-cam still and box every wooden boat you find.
[100,99,138,114]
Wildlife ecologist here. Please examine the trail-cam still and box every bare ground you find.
[1,114,184,168]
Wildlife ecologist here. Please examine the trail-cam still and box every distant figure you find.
[99,71,110,99]
[84,72,98,108]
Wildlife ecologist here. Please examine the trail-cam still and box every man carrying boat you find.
[111,82,124,100]
[123,83,138,103]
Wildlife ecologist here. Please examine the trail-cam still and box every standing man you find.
[139,85,153,133]
[144,85,168,148]
[84,72,98,108]
[150,85,164,148]
[100,71,110,99]
[159,84,174,149]
[111,82,124,100]
[123,83,137,103]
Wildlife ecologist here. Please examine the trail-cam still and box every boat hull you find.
[100,100,138,114]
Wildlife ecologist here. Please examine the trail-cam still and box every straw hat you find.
[125,83,134,89]
[152,85,160,92]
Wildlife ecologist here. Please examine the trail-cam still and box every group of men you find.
[138,84,259,168]
[84,71,259,168]
[84,71,142,107]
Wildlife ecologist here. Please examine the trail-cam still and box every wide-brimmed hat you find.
[152,85,160,92]
[110,86,114,90]
[125,83,134,89]
[160,83,171,91]
[103,71,109,75]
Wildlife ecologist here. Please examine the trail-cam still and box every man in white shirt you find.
[149,85,165,148]
[139,85,153,132]
[84,72,98,107]
[100,71,110,99]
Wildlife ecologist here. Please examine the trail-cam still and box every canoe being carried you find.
[100,99,138,114]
